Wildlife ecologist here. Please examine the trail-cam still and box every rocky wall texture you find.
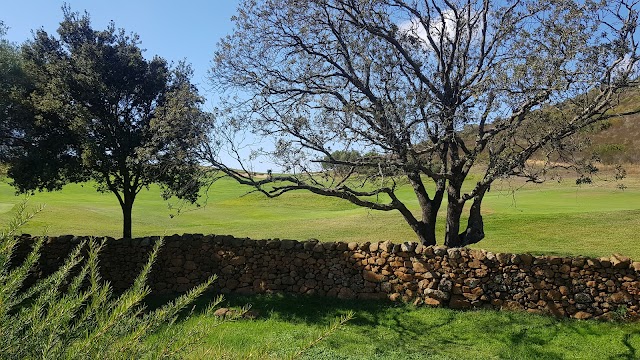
[13,234,640,320]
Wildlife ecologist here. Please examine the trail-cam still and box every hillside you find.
[587,86,640,164]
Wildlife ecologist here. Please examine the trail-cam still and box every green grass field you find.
[3,172,640,359]
[2,170,639,259]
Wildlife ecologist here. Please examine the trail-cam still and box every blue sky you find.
[2,0,240,111]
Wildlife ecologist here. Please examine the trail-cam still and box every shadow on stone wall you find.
[13,233,640,320]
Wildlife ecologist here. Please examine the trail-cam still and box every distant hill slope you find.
[587,87,640,164]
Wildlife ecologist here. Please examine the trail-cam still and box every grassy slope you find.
[1,171,640,258]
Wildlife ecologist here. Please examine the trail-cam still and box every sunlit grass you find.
[1,170,639,258]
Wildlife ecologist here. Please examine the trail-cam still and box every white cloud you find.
[398,9,479,48]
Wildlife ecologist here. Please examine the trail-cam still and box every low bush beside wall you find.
[14,234,640,320]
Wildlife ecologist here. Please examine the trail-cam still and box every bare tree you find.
[208,0,639,246]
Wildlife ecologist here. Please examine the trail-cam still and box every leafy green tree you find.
[208,0,639,246]
[0,21,31,162]
[6,9,212,238]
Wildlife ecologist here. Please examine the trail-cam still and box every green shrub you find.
[0,201,218,359]
[591,143,627,164]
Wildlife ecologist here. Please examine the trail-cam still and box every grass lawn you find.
[1,170,639,259]
[2,172,640,358]
[146,293,640,359]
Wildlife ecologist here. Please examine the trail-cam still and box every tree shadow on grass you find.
[145,292,640,359]
[608,330,640,360]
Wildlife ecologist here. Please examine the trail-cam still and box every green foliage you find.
[4,8,212,238]
[0,21,31,163]
[321,150,362,173]
[592,143,628,164]
[0,201,218,359]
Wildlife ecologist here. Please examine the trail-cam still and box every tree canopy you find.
[5,9,212,238]
[0,21,31,163]
[208,0,639,246]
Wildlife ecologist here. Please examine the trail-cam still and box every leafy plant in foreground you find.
[0,201,217,359]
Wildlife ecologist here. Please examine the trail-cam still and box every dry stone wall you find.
[14,234,640,320]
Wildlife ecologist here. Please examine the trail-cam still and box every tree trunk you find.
[444,200,464,247]
[405,172,442,246]
[121,196,134,239]
[444,181,465,247]
[414,220,437,246]
[396,207,437,246]
[459,187,488,246]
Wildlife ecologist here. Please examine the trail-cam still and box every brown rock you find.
[463,290,482,301]
[609,291,632,304]
[469,249,486,261]
[599,257,612,268]
[587,258,601,267]
[176,277,190,284]
[475,268,489,277]
[183,260,197,270]
[502,301,524,311]
[363,270,385,283]
[336,242,348,251]
[395,272,414,282]
[170,258,183,267]
[279,239,297,249]
[573,311,593,320]
[226,279,239,290]
[337,287,356,299]
[449,295,472,309]
[213,308,230,318]
[496,253,511,265]
[389,293,402,301]
[379,241,393,253]
[424,298,441,307]
[547,289,562,301]
[548,256,563,265]
[520,253,534,266]
[545,302,566,318]
[413,261,428,273]
[229,256,246,266]
[424,288,449,301]
[611,254,631,269]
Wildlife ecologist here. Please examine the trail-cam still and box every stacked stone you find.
[11,234,640,320]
